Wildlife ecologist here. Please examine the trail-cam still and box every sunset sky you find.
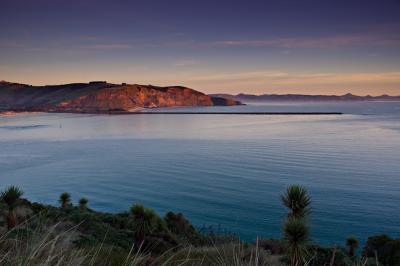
[1,0,400,95]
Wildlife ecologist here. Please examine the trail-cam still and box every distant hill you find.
[209,93,400,102]
[0,81,241,114]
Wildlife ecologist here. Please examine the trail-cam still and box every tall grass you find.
[0,218,281,266]
[159,239,282,266]
[0,220,380,266]
[0,216,150,266]
[0,221,87,265]
[0,214,266,265]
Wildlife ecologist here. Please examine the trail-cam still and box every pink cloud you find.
[0,39,25,48]
[215,34,400,48]
[79,44,132,49]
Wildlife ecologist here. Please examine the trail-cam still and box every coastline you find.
[0,108,342,116]
[0,111,43,116]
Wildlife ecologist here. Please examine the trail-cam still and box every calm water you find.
[1,101,400,245]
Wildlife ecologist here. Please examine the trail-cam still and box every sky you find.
[1,0,400,95]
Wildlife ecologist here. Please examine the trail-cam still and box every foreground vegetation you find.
[0,185,398,265]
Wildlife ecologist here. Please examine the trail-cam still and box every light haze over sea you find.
[1,101,399,245]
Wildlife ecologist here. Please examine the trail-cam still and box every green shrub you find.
[363,235,400,265]
[164,211,201,244]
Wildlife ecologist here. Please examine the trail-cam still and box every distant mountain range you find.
[209,93,400,102]
[0,81,241,114]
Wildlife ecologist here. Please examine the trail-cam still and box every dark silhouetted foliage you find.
[0,186,24,229]
[59,192,71,209]
[281,185,311,218]
[363,235,400,265]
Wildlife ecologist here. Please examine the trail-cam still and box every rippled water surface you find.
[1,101,400,244]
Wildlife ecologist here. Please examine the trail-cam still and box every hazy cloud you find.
[0,39,25,48]
[174,70,400,95]
[184,70,400,84]
[173,59,198,67]
[79,44,133,50]
[214,33,400,48]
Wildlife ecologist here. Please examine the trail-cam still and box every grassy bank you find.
[0,185,398,265]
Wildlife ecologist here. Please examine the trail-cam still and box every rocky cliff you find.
[0,81,241,113]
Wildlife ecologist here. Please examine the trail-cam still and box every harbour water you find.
[1,101,399,245]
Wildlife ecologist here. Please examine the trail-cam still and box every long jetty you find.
[127,112,343,115]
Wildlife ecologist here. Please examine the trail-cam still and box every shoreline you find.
[0,111,43,116]
[1,110,343,115]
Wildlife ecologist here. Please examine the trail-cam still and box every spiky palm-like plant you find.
[346,236,359,257]
[1,186,24,229]
[130,204,163,247]
[281,185,311,218]
[284,217,310,266]
[79,197,88,210]
[59,192,71,209]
